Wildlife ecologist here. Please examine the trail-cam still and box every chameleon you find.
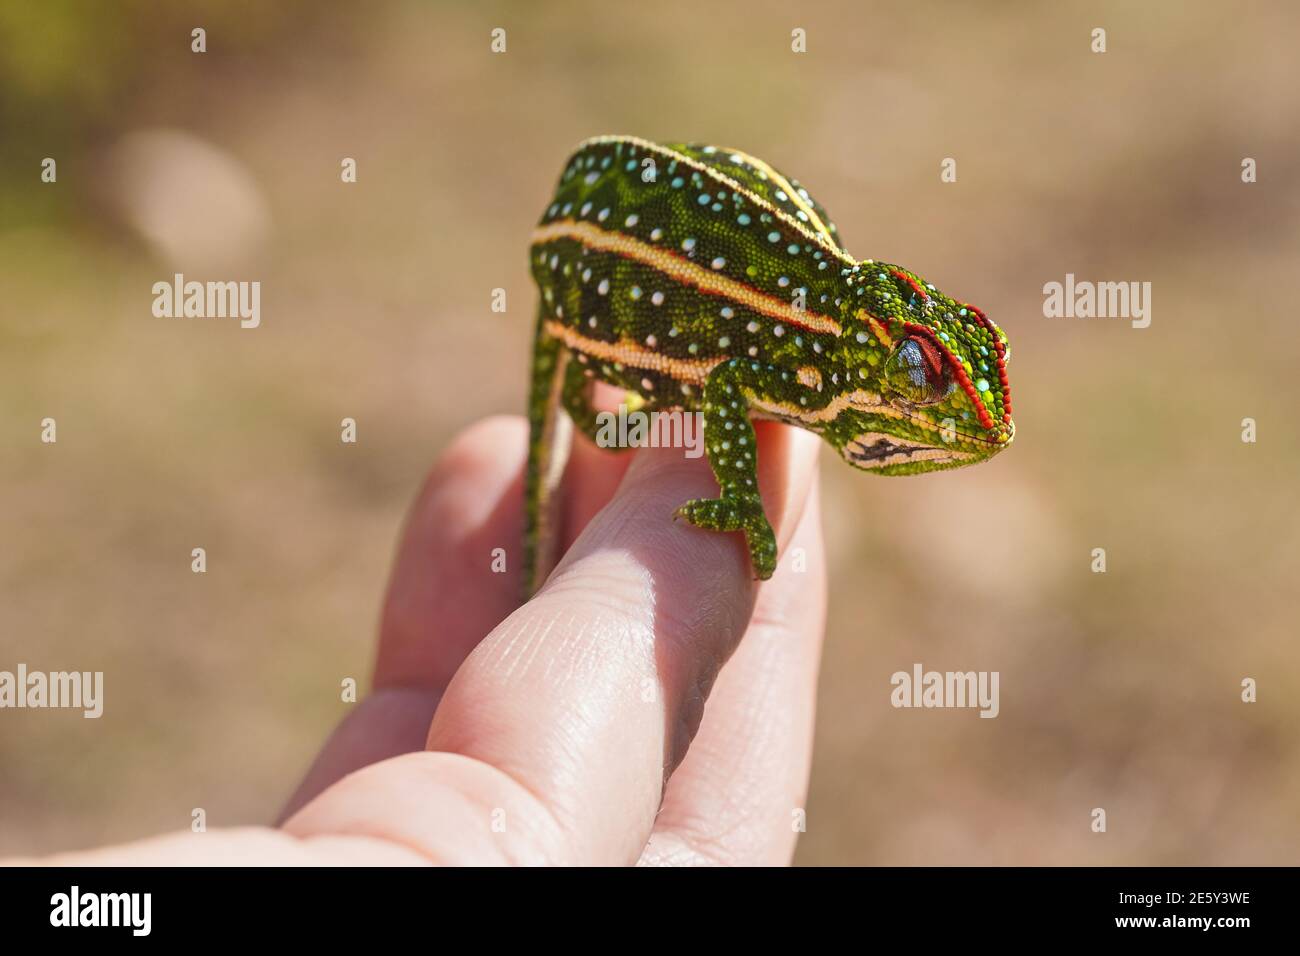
[524,135,1014,596]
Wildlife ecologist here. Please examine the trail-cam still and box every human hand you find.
[24,412,826,866]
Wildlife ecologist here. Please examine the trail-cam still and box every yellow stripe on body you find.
[543,319,720,384]
[750,389,888,425]
[532,219,843,337]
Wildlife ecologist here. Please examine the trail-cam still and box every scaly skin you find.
[524,136,1014,596]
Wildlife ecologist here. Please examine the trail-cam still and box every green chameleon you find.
[525,135,1014,595]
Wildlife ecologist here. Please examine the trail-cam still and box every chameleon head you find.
[829,262,1014,475]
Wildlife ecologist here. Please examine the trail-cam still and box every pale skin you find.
[8,406,827,866]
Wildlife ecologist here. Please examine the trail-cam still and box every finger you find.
[379,402,636,687]
[374,415,530,690]
[639,482,827,866]
[284,413,638,819]
[284,417,531,819]
[421,423,821,865]
[284,425,817,863]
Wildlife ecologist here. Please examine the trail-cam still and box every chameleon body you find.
[525,135,1014,595]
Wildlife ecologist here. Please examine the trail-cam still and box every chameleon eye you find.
[884,337,955,406]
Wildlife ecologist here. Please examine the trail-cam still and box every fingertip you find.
[431,415,528,483]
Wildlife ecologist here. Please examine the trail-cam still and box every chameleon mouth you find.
[842,418,1013,471]
[842,431,978,470]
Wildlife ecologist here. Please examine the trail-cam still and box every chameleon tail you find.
[523,307,571,598]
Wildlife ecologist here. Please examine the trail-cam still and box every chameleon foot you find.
[675,494,778,580]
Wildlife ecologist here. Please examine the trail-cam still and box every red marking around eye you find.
[902,323,996,431]
[962,303,1013,424]
[891,269,930,303]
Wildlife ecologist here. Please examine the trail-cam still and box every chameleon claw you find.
[677,495,776,580]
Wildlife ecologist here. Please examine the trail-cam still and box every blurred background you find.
[2,0,1297,864]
